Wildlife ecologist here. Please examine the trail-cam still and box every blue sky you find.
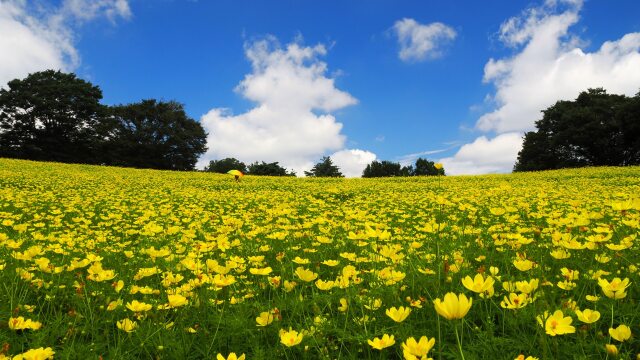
[2,0,640,175]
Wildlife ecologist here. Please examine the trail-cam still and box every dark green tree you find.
[0,70,106,163]
[362,160,403,177]
[413,158,445,176]
[107,99,207,170]
[515,88,639,171]
[248,161,295,176]
[205,158,247,174]
[304,156,343,177]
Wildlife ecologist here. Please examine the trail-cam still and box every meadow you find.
[0,158,638,359]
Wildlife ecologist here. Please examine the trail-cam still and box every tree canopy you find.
[248,161,296,176]
[304,156,343,177]
[106,100,207,170]
[204,158,248,174]
[0,70,106,163]
[362,158,444,177]
[0,70,208,170]
[515,88,640,171]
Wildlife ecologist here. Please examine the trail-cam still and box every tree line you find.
[0,70,207,170]
[205,156,445,177]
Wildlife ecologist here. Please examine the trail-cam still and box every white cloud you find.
[330,149,377,178]
[396,148,451,167]
[392,18,456,62]
[0,0,130,87]
[448,0,640,175]
[478,0,640,133]
[198,37,370,176]
[439,133,523,175]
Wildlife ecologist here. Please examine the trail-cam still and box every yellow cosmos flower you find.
[513,259,535,271]
[609,324,631,342]
[537,310,575,336]
[515,356,539,360]
[402,336,435,360]
[126,300,153,312]
[364,298,382,310]
[321,260,339,267]
[597,277,631,299]
[256,311,274,327]
[216,353,245,360]
[11,347,55,360]
[604,344,618,356]
[279,328,303,347]
[249,267,273,275]
[167,294,188,308]
[515,279,539,294]
[461,274,495,294]
[368,334,395,350]
[385,306,411,323]
[585,295,600,302]
[500,293,530,310]
[8,316,42,331]
[338,298,348,312]
[575,309,600,324]
[294,267,318,282]
[433,293,472,320]
[315,279,335,291]
[117,318,138,332]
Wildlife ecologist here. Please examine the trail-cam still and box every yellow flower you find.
[515,279,539,294]
[249,267,273,275]
[364,298,382,310]
[598,278,631,299]
[294,267,318,282]
[538,310,575,336]
[116,318,138,332]
[433,293,472,320]
[167,294,188,308]
[461,274,495,294]
[402,336,435,359]
[216,353,245,360]
[315,279,335,291]
[11,347,55,360]
[604,344,618,356]
[385,306,411,323]
[256,311,274,327]
[585,295,600,302]
[8,316,42,331]
[126,300,153,312]
[279,328,303,347]
[368,334,395,350]
[575,309,600,324]
[515,356,539,360]
[500,293,530,310]
[513,259,535,271]
[338,298,348,312]
[609,324,631,342]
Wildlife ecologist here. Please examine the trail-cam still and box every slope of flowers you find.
[0,158,638,359]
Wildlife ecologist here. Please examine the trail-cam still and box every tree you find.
[514,88,639,171]
[0,70,107,163]
[204,158,247,174]
[304,156,343,177]
[248,161,295,176]
[362,160,403,177]
[413,158,445,176]
[106,100,207,170]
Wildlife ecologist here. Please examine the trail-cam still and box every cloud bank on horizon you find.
[440,0,640,175]
[197,37,377,177]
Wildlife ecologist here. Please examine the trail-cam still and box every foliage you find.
[204,158,248,174]
[362,158,444,177]
[515,88,640,171]
[0,158,639,359]
[413,158,445,176]
[247,161,296,176]
[103,99,207,171]
[0,70,106,163]
[304,156,343,177]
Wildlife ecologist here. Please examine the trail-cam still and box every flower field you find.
[0,158,639,359]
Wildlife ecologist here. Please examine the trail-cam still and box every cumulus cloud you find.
[439,133,523,175]
[330,149,377,178]
[445,0,640,175]
[392,18,456,62]
[0,0,130,87]
[199,37,373,177]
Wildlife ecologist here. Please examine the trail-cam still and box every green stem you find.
[454,323,466,360]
